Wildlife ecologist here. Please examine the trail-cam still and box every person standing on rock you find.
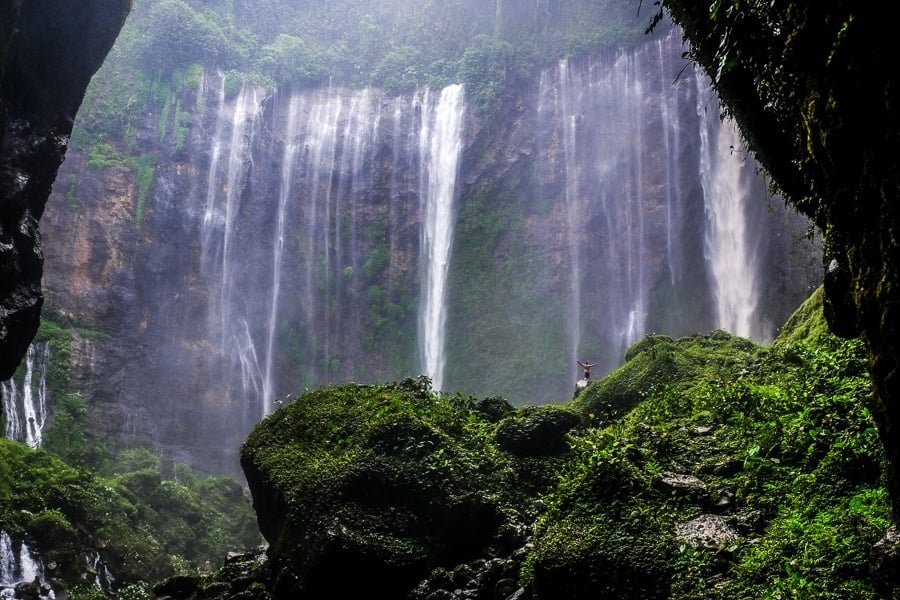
[574,360,596,397]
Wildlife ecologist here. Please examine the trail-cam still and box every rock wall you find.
[0,0,129,379]
[40,28,821,475]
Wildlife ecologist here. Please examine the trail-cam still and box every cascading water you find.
[42,28,819,472]
[200,80,265,408]
[0,342,50,448]
[540,45,670,373]
[1,531,51,599]
[262,94,303,416]
[695,71,762,340]
[417,84,466,393]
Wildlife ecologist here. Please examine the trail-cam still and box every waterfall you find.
[1,342,50,448]
[418,84,466,393]
[695,71,760,339]
[558,60,583,369]
[300,89,343,371]
[1,531,48,598]
[543,48,659,373]
[263,94,303,416]
[199,80,265,407]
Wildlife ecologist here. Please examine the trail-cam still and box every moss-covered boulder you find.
[526,289,887,598]
[573,330,760,419]
[240,377,525,599]
[495,405,580,457]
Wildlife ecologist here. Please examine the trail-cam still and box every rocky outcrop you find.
[658,0,900,522]
[240,378,538,599]
[234,289,886,598]
[0,0,129,379]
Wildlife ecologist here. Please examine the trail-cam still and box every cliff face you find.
[0,0,130,379]
[39,28,821,475]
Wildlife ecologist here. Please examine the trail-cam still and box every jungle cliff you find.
[35,25,821,474]
[0,0,130,379]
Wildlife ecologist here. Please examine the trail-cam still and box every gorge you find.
[4,1,899,598]
[2,26,821,474]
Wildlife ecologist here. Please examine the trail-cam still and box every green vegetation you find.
[239,288,888,598]
[2,315,261,594]
[528,290,884,598]
[241,376,544,598]
[656,1,900,528]
[0,441,259,588]
[127,153,157,229]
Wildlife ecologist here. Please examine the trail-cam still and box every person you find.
[577,360,596,380]
[573,360,596,398]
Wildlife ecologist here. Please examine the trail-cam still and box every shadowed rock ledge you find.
[0,0,129,378]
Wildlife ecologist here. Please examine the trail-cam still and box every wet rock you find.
[495,406,580,456]
[713,489,735,511]
[870,525,900,599]
[153,574,200,599]
[658,472,707,498]
[0,0,130,378]
[495,578,517,598]
[13,578,42,600]
[675,514,739,551]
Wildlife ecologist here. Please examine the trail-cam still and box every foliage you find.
[657,0,900,533]
[126,153,157,229]
[526,288,886,598]
[0,440,260,589]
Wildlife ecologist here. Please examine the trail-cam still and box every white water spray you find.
[1,531,47,597]
[695,72,760,339]
[263,95,303,416]
[199,79,265,405]
[1,342,49,448]
[558,60,584,368]
[418,84,465,392]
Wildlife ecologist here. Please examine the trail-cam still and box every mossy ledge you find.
[239,288,887,599]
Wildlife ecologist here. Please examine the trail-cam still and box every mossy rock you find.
[526,288,886,598]
[495,405,581,456]
[530,513,673,599]
[573,330,761,419]
[773,286,834,349]
[240,378,517,599]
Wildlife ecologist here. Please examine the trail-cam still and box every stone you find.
[675,514,739,551]
[0,0,130,378]
[495,406,580,456]
[152,574,200,599]
[658,472,707,497]
[870,525,900,599]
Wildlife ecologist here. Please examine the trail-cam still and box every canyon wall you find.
[30,29,819,474]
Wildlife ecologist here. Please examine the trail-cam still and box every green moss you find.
[528,291,884,598]
[87,142,126,171]
[126,153,157,229]
[241,377,526,598]
[774,285,832,348]
[574,330,760,419]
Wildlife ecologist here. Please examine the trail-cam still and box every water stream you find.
[417,84,466,392]
[0,342,50,448]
